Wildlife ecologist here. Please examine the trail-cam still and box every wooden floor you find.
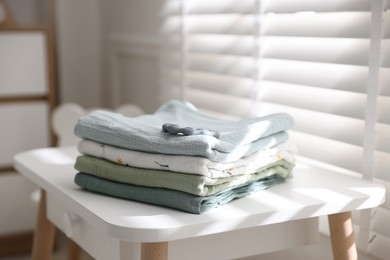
[0,233,92,260]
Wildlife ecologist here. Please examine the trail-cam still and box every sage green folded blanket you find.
[74,172,285,214]
[74,155,293,196]
[74,100,294,163]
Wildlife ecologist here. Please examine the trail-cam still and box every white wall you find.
[54,0,162,113]
[55,0,102,109]
[4,0,39,25]
[99,0,162,113]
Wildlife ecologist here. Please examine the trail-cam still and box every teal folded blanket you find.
[74,155,292,196]
[74,100,294,163]
[74,172,285,214]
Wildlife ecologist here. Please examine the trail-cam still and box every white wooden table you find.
[14,147,385,260]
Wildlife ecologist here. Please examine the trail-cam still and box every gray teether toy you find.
[162,123,220,139]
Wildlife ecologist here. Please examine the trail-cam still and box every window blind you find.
[160,0,390,257]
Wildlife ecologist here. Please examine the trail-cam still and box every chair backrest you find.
[52,103,144,147]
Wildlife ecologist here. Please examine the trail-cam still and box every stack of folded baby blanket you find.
[73,100,296,214]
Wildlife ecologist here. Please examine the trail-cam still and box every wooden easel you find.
[0,1,62,258]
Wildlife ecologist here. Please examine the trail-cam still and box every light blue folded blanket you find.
[74,172,285,214]
[74,100,294,163]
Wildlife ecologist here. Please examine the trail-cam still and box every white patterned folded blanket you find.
[77,139,297,178]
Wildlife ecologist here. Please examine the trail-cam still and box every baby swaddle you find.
[74,100,294,163]
[77,139,297,178]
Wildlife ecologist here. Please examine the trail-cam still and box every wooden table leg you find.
[31,189,56,260]
[68,238,81,260]
[141,242,168,260]
[328,212,358,260]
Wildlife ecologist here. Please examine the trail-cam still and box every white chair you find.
[48,103,322,260]
[16,102,384,260]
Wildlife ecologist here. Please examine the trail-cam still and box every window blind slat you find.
[262,12,370,38]
[187,35,371,66]
[252,103,365,148]
[381,40,390,67]
[380,68,390,96]
[258,81,366,119]
[187,71,252,97]
[261,59,368,93]
[377,97,390,124]
[196,108,240,120]
[187,54,254,77]
[263,0,369,13]
[187,35,254,56]
[185,88,252,118]
[262,37,369,66]
[376,152,390,182]
[160,16,182,34]
[294,114,364,147]
[375,128,390,159]
[160,0,181,17]
[185,0,254,14]
[290,131,363,173]
[187,15,254,35]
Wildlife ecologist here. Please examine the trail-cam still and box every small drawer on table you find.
[46,194,124,260]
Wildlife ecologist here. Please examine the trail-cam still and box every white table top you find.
[14,146,385,243]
